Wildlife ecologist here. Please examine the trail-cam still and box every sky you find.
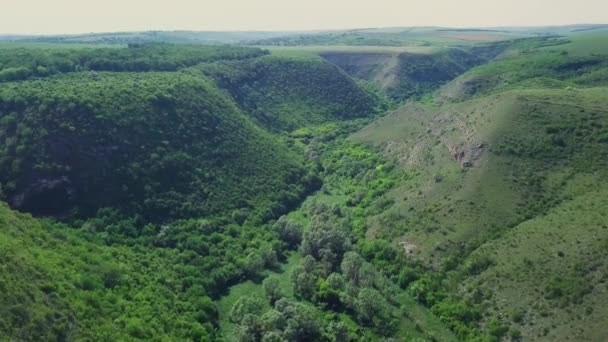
[1,0,607,35]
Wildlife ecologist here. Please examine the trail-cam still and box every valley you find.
[0,26,607,341]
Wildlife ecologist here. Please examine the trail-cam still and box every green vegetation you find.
[248,27,525,47]
[437,37,608,101]
[0,202,218,341]
[2,29,608,342]
[0,72,308,220]
[351,32,608,341]
[0,43,266,82]
[222,130,457,341]
[194,55,384,131]
[320,42,510,103]
[0,42,382,340]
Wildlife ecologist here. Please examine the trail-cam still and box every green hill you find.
[2,32,608,342]
[0,72,307,221]
[353,88,608,258]
[0,43,267,82]
[0,200,227,341]
[321,44,509,102]
[349,34,608,340]
[0,44,382,221]
[0,42,386,341]
[195,55,382,132]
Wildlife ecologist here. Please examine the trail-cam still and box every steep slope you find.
[462,186,608,341]
[0,202,220,341]
[195,55,382,132]
[436,37,608,102]
[353,88,608,262]
[321,45,509,102]
[349,36,608,339]
[0,43,387,341]
[0,72,309,221]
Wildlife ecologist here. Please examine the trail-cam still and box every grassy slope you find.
[437,37,608,102]
[541,33,608,56]
[350,33,608,340]
[249,28,526,47]
[353,87,608,259]
[263,45,436,57]
[463,185,608,341]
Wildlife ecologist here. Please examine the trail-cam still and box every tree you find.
[355,288,395,334]
[236,314,264,342]
[259,244,279,269]
[263,275,284,304]
[326,272,345,291]
[291,256,319,300]
[327,321,350,342]
[260,309,286,333]
[261,331,283,342]
[102,267,122,289]
[316,277,342,309]
[341,251,377,289]
[229,296,265,324]
[192,296,219,325]
[300,219,351,274]
[341,251,364,286]
[274,299,322,342]
[243,251,265,279]
[274,216,302,249]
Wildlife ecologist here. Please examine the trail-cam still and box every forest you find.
[1,27,608,341]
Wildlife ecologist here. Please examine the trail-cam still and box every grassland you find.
[540,33,608,56]
[462,185,608,341]
[353,87,608,259]
[262,45,437,57]
[249,27,529,47]
[349,31,608,340]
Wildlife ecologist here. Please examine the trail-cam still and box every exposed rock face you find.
[10,177,74,216]
[448,142,485,168]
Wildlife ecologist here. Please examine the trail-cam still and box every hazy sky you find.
[2,0,607,34]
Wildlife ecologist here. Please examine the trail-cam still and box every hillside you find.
[350,34,608,340]
[2,30,608,342]
[0,42,389,341]
[0,44,382,221]
[0,72,308,221]
[436,35,608,101]
[320,43,511,102]
[0,44,267,81]
[353,88,608,258]
[194,55,382,131]
[0,202,213,341]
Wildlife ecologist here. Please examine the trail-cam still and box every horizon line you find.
[2,22,608,37]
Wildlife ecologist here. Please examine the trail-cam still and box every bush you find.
[263,276,284,304]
